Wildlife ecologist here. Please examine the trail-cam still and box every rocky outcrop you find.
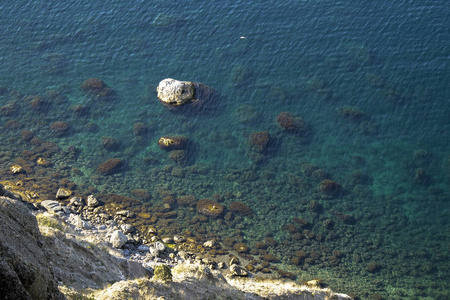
[157,78,196,106]
[0,197,65,300]
[94,263,354,300]
[156,78,217,111]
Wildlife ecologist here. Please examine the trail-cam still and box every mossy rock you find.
[153,264,172,283]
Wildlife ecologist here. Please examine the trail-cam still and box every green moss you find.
[153,264,172,283]
[36,214,64,231]
[66,290,95,300]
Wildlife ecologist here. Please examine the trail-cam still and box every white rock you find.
[110,230,128,248]
[40,200,63,213]
[154,241,166,252]
[173,235,186,243]
[121,224,134,234]
[156,78,195,106]
[203,240,215,248]
[87,195,99,207]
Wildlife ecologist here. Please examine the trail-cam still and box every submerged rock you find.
[97,158,124,175]
[196,198,224,218]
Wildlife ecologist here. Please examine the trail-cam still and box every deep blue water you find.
[1,1,449,299]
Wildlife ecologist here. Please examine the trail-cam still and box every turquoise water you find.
[1,1,449,298]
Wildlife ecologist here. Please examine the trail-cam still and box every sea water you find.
[0,1,448,298]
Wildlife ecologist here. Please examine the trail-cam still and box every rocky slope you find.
[0,190,353,300]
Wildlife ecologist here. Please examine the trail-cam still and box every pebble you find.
[87,195,99,207]
[173,235,186,243]
[230,264,248,277]
[56,188,72,199]
[154,241,166,252]
[162,237,173,244]
[137,245,149,252]
[203,240,215,248]
[116,210,133,218]
[69,197,84,206]
[121,224,134,234]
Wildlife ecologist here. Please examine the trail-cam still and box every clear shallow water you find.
[1,1,449,299]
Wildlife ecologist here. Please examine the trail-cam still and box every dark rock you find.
[0,197,65,300]
[97,158,124,175]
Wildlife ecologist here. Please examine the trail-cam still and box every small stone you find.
[305,279,322,288]
[116,210,133,218]
[86,195,99,207]
[68,214,92,230]
[36,157,51,166]
[162,237,173,244]
[121,224,134,234]
[151,236,159,242]
[69,196,84,206]
[177,251,189,260]
[203,240,216,248]
[40,200,63,213]
[99,213,111,220]
[56,188,72,199]
[173,235,186,243]
[154,241,166,252]
[10,165,23,174]
[230,264,248,277]
[110,230,128,248]
[148,227,157,234]
[137,245,149,252]
[218,262,225,269]
[229,256,240,266]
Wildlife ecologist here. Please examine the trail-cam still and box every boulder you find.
[110,230,128,248]
[40,199,64,213]
[156,78,217,111]
[157,78,196,106]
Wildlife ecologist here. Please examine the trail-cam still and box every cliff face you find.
[0,196,65,300]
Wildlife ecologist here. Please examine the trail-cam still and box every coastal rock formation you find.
[0,197,65,300]
[157,78,196,106]
[0,191,353,300]
[156,78,217,111]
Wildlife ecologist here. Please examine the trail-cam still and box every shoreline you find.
[0,183,353,299]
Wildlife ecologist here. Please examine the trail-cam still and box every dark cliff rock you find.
[0,196,65,300]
